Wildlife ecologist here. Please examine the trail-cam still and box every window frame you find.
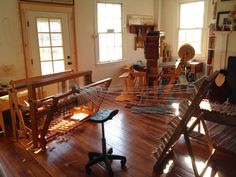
[177,0,207,58]
[94,1,125,64]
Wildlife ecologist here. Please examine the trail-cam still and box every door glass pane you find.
[50,19,62,32]
[41,61,53,75]
[37,18,49,32]
[53,60,65,73]
[36,17,65,75]
[39,48,52,61]
[51,33,63,46]
[52,47,64,60]
[38,33,50,47]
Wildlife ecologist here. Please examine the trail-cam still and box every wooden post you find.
[28,84,39,148]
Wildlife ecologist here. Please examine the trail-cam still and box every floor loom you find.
[194,100,236,154]
[9,70,112,150]
[153,71,219,177]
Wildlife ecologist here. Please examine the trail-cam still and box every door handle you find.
[67,61,72,65]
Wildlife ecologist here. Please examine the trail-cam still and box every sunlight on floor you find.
[184,156,219,177]
[171,102,179,116]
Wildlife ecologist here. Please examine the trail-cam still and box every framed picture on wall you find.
[216,11,231,30]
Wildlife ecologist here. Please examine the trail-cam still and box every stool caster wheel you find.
[121,158,126,168]
[85,166,92,174]
[107,148,113,154]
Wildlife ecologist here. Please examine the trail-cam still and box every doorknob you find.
[67,61,72,65]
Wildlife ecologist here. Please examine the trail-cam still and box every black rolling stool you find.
[85,109,126,176]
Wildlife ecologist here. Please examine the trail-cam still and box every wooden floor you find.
[0,100,236,177]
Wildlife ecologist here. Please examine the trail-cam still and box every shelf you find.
[128,24,156,50]
[129,25,155,34]
[206,27,216,75]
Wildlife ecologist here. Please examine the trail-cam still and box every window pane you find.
[115,33,122,46]
[97,3,122,33]
[193,30,201,42]
[114,19,121,32]
[178,1,204,55]
[179,30,186,42]
[41,61,53,75]
[52,47,64,60]
[113,4,121,18]
[50,19,62,32]
[37,18,49,32]
[39,48,52,61]
[53,60,65,73]
[99,33,114,48]
[51,33,63,46]
[178,29,201,54]
[97,2,123,63]
[38,33,50,47]
[114,47,122,60]
[180,1,204,28]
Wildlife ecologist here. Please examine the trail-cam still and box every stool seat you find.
[89,109,118,123]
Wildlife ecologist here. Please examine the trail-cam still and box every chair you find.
[85,109,126,176]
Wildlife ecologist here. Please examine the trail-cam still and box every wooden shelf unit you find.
[207,32,215,75]
[144,33,160,86]
[128,24,155,50]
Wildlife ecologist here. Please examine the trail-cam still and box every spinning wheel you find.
[178,44,195,65]
[159,44,195,103]
[178,44,196,82]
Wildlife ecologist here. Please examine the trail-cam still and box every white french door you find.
[27,11,73,77]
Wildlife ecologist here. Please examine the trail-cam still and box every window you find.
[96,2,123,64]
[178,1,204,55]
[36,18,65,75]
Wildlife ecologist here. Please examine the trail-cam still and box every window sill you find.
[96,59,125,65]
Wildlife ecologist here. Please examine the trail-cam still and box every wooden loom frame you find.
[153,71,219,177]
[9,70,112,150]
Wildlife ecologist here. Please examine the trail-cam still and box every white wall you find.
[217,0,236,12]
[159,0,178,59]
[74,0,154,84]
[0,0,25,83]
